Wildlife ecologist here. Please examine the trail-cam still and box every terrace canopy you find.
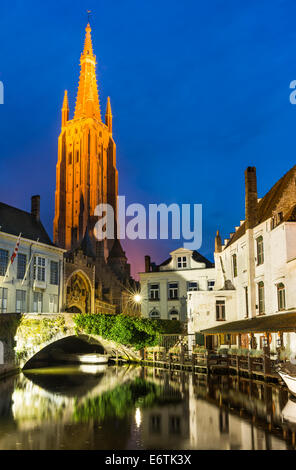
[200,311,296,335]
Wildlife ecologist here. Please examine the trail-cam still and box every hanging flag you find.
[10,233,22,265]
[21,238,39,286]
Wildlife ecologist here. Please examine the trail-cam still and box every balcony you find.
[33,280,46,290]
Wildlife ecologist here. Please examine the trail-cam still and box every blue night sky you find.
[1,0,296,278]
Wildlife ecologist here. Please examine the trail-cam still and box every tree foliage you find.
[73,314,182,350]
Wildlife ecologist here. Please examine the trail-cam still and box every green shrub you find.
[73,314,182,350]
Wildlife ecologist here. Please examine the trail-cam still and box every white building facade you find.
[188,166,296,355]
[0,197,65,314]
[139,248,215,321]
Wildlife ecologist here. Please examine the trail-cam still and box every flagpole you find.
[1,232,22,285]
[21,238,39,286]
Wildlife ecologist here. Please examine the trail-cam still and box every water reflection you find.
[0,366,295,450]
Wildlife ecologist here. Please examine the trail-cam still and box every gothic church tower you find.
[53,23,118,256]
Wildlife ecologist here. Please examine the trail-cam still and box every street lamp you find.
[133,294,142,304]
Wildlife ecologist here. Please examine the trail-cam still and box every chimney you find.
[145,255,151,273]
[245,167,258,230]
[215,230,222,253]
[31,195,40,222]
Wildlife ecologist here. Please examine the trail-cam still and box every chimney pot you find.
[145,255,151,273]
[245,167,258,230]
[31,195,40,222]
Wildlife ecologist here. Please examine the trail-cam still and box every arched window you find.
[277,283,286,311]
[169,309,179,321]
[256,236,264,265]
[149,309,160,319]
[258,281,265,315]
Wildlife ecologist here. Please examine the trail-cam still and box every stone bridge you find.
[0,313,141,370]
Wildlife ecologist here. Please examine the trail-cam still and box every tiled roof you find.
[226,165,296,248]
[0,202,54,246]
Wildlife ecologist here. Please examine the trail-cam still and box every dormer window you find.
[177,256,187,269]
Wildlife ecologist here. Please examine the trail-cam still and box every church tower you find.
[53,23,118,256]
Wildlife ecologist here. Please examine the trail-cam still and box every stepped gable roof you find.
[160,250,213,269]
[0,201,54,246]
[108,238,127,259]
[226,165,296,248]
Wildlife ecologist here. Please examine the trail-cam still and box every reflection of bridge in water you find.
[0,365,295,450]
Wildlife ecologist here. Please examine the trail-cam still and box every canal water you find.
[0,365,295,450]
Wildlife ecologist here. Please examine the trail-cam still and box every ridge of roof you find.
[226,165,296,248]
[0,201,54,246]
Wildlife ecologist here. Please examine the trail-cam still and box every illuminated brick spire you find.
[61,90,69,127]
[105,96,112,133]
[74,23,101,121]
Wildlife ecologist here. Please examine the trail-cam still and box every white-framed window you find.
[177,256,187,269]
[168,282,178,300]
[232,254,237,277]
[50,261,59,285]
[16,290,26,313]
[207,280,215,291]
[0,250,8,277]
[216,299,225,321]
[149,284,160,301]
[277,283,286,311]
[256,236,264,266]
[33,256,46,282]
[0,288,8,313]
[49,294,58,313]
[149,309,160,319]
[258,281,265,315]
[33,292,43,313]
[187,281,198,292]
[17,253,27,280]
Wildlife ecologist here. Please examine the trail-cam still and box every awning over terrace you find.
[200,311,296,335]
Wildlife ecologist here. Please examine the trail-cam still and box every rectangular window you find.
[258,282,265,315]
[17,253,27,280]
[177,256,187,269]
[0,249,8,276]
[50,261,59,285]
[169,416,181,435]
[49,294,58,313]
[232,254,237,277]
[16,290,26,313]
[149,284,160,301]
[34,256,46,282]
[256,236,264,265]
[245,286,249,318]
[208,280,215,291]
[33,292,43,313]
[168,282,178,300]
[149,415,161,434]
[187,281,198,292]
[216,300,225,321]
[277,283,286,311]
[0,287,8,313]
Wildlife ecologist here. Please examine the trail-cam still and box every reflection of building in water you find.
[141,403,190,449]
[188,376,288,450]
[140,370,190,449]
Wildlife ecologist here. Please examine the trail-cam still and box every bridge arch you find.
[22,334,110,370]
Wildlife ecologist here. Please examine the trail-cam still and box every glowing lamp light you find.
[135,408,142,428]
[134,294,142,304]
